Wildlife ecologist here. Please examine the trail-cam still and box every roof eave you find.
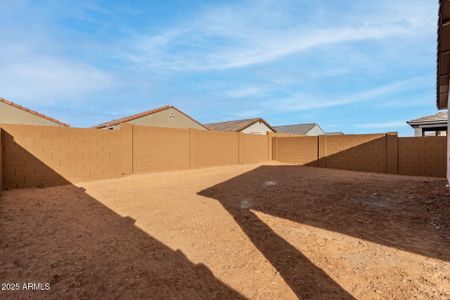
[437,0,450,109]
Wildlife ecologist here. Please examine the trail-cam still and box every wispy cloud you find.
[127,0,435,71]
[0,45,117,105]
[263,77,427,113]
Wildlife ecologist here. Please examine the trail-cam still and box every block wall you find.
[274,134,447,177]
[1,124,132,190]
[133,126,190,173]
[1,124,271,190]
[325,134,386,173]
[190,130,239,168]
[0,128,2,193]
[398,137,447,177]
[238,133,270,164]
[275,136,319,165]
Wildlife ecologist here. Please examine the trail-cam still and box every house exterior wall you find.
[127,107,206,130]
[0,101,62,127]
[305,125,325,136]
[414,127,423,137]
[241,121,273,135]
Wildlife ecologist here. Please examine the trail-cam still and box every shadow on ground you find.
[0,184,244,299]
[198,165,450,299]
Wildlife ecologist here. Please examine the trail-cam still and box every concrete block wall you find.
[191,130,239,168]
[0,128,2,193]
[133,126,191,173]
[274,133,447,177]
[2,124,445,190]
[398,136,447,177]
[238,133,270,164]
[1,124,132,190]
[1,124,271,190]
[273,136,318,165]
[325,134,386,173]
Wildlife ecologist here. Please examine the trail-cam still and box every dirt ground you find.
[1,162,449,299]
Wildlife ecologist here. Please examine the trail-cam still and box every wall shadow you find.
[198,165,450,298]
[0,141,244,299]
[275,136,447,178]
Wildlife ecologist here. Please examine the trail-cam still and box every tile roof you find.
[93,105,208,129]
[407,111,448,125]
[273,123,318,135]
[0,97,69,127]
[204,118,275,132]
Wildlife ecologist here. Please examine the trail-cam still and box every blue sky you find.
[0,0,440,135]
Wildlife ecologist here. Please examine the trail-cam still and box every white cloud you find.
[127,0,436,71]
[0,46,116,105]
[265,77,427,113]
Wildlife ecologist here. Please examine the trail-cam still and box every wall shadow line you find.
[198,164,450,298]
[0,138,245,299]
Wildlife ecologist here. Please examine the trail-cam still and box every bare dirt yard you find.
[1,162,449,299]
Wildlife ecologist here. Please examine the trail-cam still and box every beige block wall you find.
[274,134,446,177]
[398,137,447,177]
[133,126,191,173]
[0,102,63,127]
[275,136,319,165]
[325,134,386,173]
[191,130,239,168]
[1,124,132,190]
[0,128,2,192]
[238,133,269,164]
[2,124,445,190]
[1,124,271,190]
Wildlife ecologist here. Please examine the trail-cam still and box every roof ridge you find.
[0,97,70,127]
[93,104,208,130]
[274,123,316,127]
[204,117,260,125]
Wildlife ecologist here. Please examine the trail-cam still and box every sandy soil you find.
[1,162,449,299]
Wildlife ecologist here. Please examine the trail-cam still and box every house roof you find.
[437,0,450,109]
[273,123,319,135]
[407,111,448,126]
[93,105,208,130]
[0,97,69,127]
[205,118,275,132]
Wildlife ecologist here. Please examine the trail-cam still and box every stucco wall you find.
[305,125,324,136]
[0,101,62,127]
[128,107,206,130]
[241,121,273,135]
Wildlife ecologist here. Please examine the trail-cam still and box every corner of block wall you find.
[0,127,2,193]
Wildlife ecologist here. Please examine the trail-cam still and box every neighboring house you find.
[437,0,450,182]
[94,105,208,130]
[273,123,324,136]
[407,112,448,137]
[0,97,69,127]
[205,118,275,135]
